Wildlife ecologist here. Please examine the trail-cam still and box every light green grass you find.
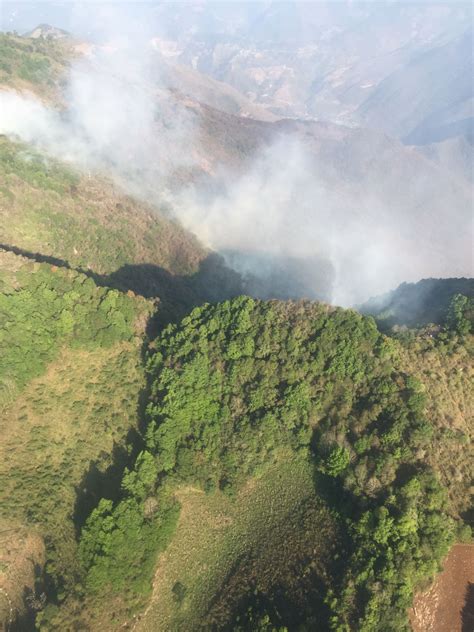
[0,33,70,100]
[134,455,337,632]
[0,251,152,618]
[0,341,147,595]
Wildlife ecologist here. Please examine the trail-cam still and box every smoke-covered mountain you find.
[0,4,473,632]
[360,277,474,328]
[0,25,472,305]
[24,23,69,40]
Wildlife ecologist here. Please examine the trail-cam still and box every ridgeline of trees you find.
[360,278,474,329]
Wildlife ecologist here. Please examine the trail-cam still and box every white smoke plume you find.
[0,43,197,190]
[0,4,472,306]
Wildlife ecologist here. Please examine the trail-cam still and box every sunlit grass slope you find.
[0,32,70,101]
[135,456,337,632]
[0,137,207,277]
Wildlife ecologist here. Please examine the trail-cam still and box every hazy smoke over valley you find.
[1,2,472,305]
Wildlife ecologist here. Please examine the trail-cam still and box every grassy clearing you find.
[53,454,337,632]
[135,455,337,632]
[0,341,147,594]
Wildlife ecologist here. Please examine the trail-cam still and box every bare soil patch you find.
[410,543,474,632]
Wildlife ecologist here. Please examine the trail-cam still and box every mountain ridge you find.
[0,11,472,631]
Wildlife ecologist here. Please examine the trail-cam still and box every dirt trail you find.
[410,543,474,632]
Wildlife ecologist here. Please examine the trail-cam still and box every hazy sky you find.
[2,1,470,37]
[2,0,157,36]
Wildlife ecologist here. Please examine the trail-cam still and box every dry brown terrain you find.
[410,544,474,632]
[0,525,45,629]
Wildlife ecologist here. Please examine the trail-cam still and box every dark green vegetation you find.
[361,278,474,329]
[43,297,471,632]
[0,255,139,399]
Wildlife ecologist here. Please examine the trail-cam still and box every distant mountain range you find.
[148,1,473,147]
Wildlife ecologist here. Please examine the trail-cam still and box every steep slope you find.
[148,0,471,141]
[0,30,276,124]
[416,136,474,186]
[0,32,71,101]
[1,33,471,303]
[156,55,278,123]
[0,21,472,632]
[0,136,205,277]
[0,250,152,628]
[398,329,473,522]
[193,110,473,302]
[0,86,242,632]
[0,136,243,320]
[357,30,473,144]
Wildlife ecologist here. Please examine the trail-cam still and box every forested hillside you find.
[38,297,472,632]
[0,136,240,630]
[361,278,474,329]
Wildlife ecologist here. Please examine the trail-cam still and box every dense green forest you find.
[1,218,471,632]
[38,293,472,631]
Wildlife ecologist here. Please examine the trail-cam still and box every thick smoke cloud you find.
[0,43,197,192]
[0,5,472,305]
[174,138,420,305]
